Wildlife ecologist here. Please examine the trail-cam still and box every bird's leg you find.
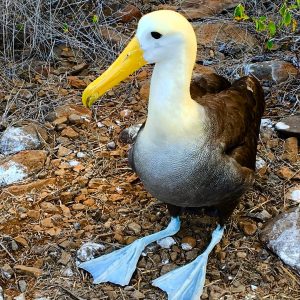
[152,225,224,300]
[79,216,181,286]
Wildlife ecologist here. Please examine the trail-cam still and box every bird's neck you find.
[143,49,205,140]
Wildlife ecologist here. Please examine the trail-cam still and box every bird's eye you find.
[151,31,162,39]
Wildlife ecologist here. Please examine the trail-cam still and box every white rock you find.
[76,152,86,158]
[181,243,193,251]
[255,157,266,170]
[157,237,176,249]
[0,126,42,155]
[290,190,300,202]
[77,242,105,262]
[0,286,3,300]
[260,118,273,129]
[68,160,80,167]
[0,161,27,187]
[14,294,25,300]
[275,122,290,130]
[61,267,74,277]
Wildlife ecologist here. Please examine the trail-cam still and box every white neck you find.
[143,46,205,141]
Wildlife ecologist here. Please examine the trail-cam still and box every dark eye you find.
[151,31,162,39]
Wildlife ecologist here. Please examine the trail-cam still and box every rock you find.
[127,222,141,234]
[256,157,267,176]
[107,141,116,150]
[61,127,79,138]
[1,178,56,197]
[14,265,43,277]
[159,0,240,20]
[119,124,143,144]
[275,116,300,137]
[69,63,88,75]
[260,118,273,129]
[276,166,294,180]
[181,236,197,249]
[61,267,74,277]
[72,203,85,211]
[14,293,25,300]
[0,124,48,155]
[282,137,298,163]
[287,185,300,203]
[139,81,150,101]
[131,290,145,299]
[99,26,129,45]
[77,242,105,262]
[14,236,29,248]
[160,263,177,275]
[193,22,258,60]
[0,286,3,300]
[46,104,91,123]
[58,251,71,265]
[238,219,257,236]
[0,150,47,187]
[260,207,300,275]
[118,4,142,23]
[67,76,88,89]
[40,202,59,213]
[1,263,14,279]
[18,280,27,292]
[245,60,298,83]
[157,237,176,249]
[57,146,72,157]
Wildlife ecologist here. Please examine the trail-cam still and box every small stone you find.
[287,185,300,203]
[131,290,145,299]
[83,199,95,206]
[275,116,300,137]
[61,127,79,138]
[77,242,105,262]
[57,146,72,157]
[10,240,19,251]
[282,137,298,163]
[58,251,71,265]
[160,263,177,275]
[185,249,198,260]
[61,267,74,277]
[107,141,116,150]
[239,219,257,236]
[72,203,85,211]
[76,152,86,158]
[27,210,40,220]
[260,207,300,275]
[114,233,125,244]
[14,293,26,300]
[125,236,137,245]
[67,76,87,89]
[127,222,141,235]
[14,236,29,247]
[18,280,27,292]
[118,4,142,23]
[236,252,247,259]
[1,263,14,279]
[41,217,54,228]
[157,237,176,249]
[73,222,81,230]
[170,251,178,261]
[276,166,294,179]
[182,236,197,249]
[53,117,68,126]
[120,109,132,118]
[40,202,59,213]
[14,265,43,277]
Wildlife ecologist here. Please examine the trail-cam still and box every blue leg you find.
[152,225,224,300]
[79,217,181,286]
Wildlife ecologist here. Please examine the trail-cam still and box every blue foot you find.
[79,216,181,286]
[152,225,224,300]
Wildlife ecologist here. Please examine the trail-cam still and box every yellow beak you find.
[82,36,147,108]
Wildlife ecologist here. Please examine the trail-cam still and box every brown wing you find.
[195,76,265,170]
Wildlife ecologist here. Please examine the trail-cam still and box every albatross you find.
[80,10,265,299]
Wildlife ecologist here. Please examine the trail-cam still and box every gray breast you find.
[132,131,246,208]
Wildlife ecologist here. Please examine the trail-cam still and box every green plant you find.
[92,15,99,23]
[234,2,299,50]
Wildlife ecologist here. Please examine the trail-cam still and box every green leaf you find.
[289,4,298,9]
[92,15,99,23]
[234,4,244,18]
[259,16,267,22]
[297,0,300,8]
[266,39,274,50]
[63,23,69,33]
[283,11,292,26]
[255,19,266,31]
[279,3,287,16]
[268,21,276,36]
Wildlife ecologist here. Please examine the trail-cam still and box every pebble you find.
[57,145,72,157]
[160,263,177,275]
[275,116,300,137]
[0,286,3,300]
[282,137,298,163]
[107,141,116,150]
[77,242,105,262]
[18,280,27,292]
[14,293,26,300]
[1,264,14,279]
[127,222,141,235]
[238,219,257,236]
[61,267,74,277]
[10,240,19,251]
[157,237,176,249]
[61,127,79,138]
[76,151,86,158]
[131,290,145,299]
[182,236,197,249]
[287,186,300,203]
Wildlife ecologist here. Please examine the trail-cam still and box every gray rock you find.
[1,263,14,279]
[0,124,47,155]
[0,286,3,300]
[275,116,300,137]
[127,222,142,235]
[245,60,298,83]
[77,242,105,262]
[119,124,143,144]
[260,207,300,274]
[18,280,27,292]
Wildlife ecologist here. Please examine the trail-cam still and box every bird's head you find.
[82,10,196,108]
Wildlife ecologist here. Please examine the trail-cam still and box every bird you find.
[79,10,265,300]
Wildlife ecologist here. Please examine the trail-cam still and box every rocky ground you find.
[0,1,300,299]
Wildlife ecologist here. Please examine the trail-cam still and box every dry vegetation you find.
[0,1,299,300]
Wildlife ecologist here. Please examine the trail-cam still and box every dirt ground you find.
[0,1,300,299]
